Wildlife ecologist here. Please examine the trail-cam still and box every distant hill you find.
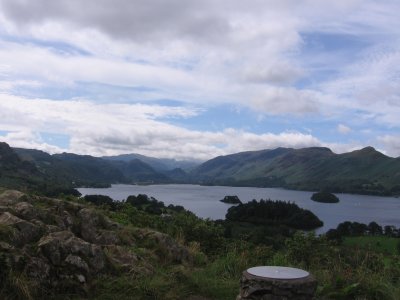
[103,153,199,172]
[191,147,400,195]
[0,142,44,190]
[14,147,171,187]
[4,142,400,196]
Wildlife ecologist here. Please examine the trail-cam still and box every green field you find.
[344,236,399,254]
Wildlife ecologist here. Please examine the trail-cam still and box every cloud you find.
[0,0,399,158]
[378,135,400,157]
[337,124,351,134]
[0,130,64,154]
[0,95,330,160]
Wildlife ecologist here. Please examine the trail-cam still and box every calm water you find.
[78,184,400,233]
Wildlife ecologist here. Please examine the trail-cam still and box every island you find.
[220,195,242,204]
[311,191,340,203]
[226,199,323,230]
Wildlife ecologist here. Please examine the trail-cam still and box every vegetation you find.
[191,146,400,196]
[4,141,400,197]
[0,189,399,299]
[91,196,400,300]
[220,195,242,204]
[225,199,323,230]
[311,191,339,203]
[343,236,399,255]
[2,140,400,299]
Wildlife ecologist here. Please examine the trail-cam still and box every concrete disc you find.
[247,266,309,279]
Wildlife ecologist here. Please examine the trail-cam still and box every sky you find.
[0,0,400,160]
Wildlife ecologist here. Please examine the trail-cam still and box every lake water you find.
[78,184,400,233]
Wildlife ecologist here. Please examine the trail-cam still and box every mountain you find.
[191,147,400,195]
[108,158,169,182]
[0,142,44,190]
[5,142,400,196]
[103,153,200,172]
[14,147,170,187]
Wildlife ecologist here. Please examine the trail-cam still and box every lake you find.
[78,184,400,233]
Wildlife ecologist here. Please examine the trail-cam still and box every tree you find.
[368,221,383,235]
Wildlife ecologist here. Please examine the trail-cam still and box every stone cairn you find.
[236,266,317,300]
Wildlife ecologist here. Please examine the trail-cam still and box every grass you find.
[343,236,399,255]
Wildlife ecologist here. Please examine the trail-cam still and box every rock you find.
[77,208,121,245]
[96,230,121,245]
[104,245,138,271]
[38,231,106,272]
[0,212,43,246]
[0,241,14,251]
[13,202,38,220]
[76,274,86,283]
[0,190,25,206]
[46,224,62,233]
[65,254,90,274]
[54,210,74,230]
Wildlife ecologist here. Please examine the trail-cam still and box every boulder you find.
[0,212,43,246]
[0,190,25,206]
[13,201,38,220]
[38,231,106,272]
[77,208,121,245]
[65,254,90,274]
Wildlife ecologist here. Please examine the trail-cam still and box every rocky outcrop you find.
[77,208,121,245]
[0,211,43,246]
[0,189,191,298]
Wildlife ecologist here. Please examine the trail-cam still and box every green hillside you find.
[15,147,171,187]
[191,147,400,195]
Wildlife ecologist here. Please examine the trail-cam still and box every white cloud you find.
[378,135,400,157]
[0,0,399,157]
[0,95,330,160]
[0,130,64,154]
[337,124,352,134]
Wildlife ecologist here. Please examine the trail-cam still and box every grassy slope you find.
[344,236,399,255]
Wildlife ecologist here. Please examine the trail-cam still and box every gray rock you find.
[0,190,25,206]
[76,274,86,283]
[0,212,42,246]
[65,254,90,274]
[46,224,62,233]
[13,202,38,220]
[38,231,106,272]
[77,208,121,245]
[0,241,14,251]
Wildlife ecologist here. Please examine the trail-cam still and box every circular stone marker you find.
[247,266,309,279]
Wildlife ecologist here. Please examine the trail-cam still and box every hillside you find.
[191,147,400,195]
[103,153,199,172]
[5,142,400,196]
[0,143,46,190]
[14,147,171,187]
[1,190,398,299]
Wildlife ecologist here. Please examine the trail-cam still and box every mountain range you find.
[191,146,400,195]
[1,141,399,196]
